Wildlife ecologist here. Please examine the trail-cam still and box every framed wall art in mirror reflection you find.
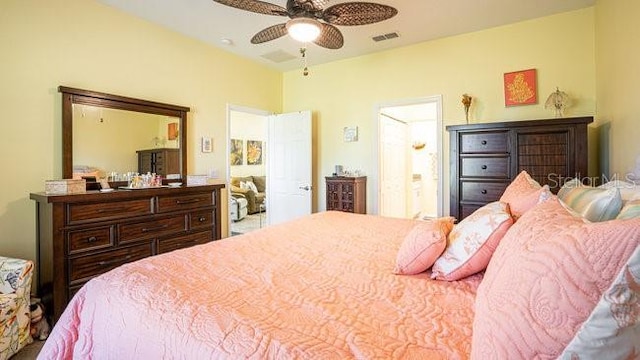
[247,140,263,165]
[230,139,243,165]
[168,122,179,140]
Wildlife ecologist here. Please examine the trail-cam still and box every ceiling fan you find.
[212,0,398,49]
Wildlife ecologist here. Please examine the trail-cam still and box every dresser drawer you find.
[157,230,212,254]
[68,243,153,284]
[460,204,483,219]
[460,132,508,153]
[67,198,153,224]
[461,157,510,178]
[189,210,214,231]
[67,226,113,254]
[460,181,508,202]
[157,192,213,213]
[119,216,186,244]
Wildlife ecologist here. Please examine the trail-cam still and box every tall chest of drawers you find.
[447,117,593,221]
[137,148,180,177]
[30,184,224,321]
[326,176,367,214]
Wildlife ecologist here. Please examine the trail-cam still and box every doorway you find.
[226,107,313,236]
[375,96,443,219]
[227,106,269,236]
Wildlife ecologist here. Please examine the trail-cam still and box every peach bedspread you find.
[39,211,482,359]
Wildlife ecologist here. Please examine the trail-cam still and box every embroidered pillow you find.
[431,201,513,281]
[558,178,622,221]
[500,171,549,218]
[471,197,640,359]
[393,217,455,275]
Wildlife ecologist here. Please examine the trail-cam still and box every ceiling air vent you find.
[261,50,297,63]
[372,32,399,42]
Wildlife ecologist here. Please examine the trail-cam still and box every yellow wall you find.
[0,0,282,261]
[595,0,640,179]
[283,8,596,214]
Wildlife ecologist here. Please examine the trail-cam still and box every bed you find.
[39,211,481,359]
[38,173,640,359]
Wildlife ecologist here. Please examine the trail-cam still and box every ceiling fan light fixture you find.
[286,18,321,43]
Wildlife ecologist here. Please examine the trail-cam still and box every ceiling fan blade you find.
[251,23,288,44]
[313,23,344,49]
[322,2,398,26]
[213,0,288,16]
[290,0,328,12]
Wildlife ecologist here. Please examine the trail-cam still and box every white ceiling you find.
[96,0,595,72]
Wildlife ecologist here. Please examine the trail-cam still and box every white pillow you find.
[239,181,248,190]
[598,180,640,204]
[246,181,258,193]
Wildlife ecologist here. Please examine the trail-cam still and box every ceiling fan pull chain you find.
[300,47,309,76]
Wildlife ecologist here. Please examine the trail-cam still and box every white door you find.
[266,110,313,225]
[379,115,408,218]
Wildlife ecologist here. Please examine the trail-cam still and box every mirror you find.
[60,86,189,182]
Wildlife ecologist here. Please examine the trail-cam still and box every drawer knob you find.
[481,165,488,170]
[87,236,98,243]
[481,189,487,194]
[198,216,206,222]
[481,140,488,145]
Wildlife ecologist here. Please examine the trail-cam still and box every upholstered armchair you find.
[0,257,34,360]
[230,176,266,214]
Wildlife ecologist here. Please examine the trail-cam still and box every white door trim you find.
[371,95,444,217]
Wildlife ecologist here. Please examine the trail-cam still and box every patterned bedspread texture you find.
[39,211,482,359]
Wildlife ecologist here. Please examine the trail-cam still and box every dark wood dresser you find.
[137,148,180,177]
[30,184,224,321]
[447,117,593,221]
[326,176,366,214]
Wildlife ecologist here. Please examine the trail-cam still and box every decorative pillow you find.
[500,170,550,218]
[246,181,258,193]
[431,201,513,281]
[393,217,455,275]
[599,179,640,205]
[558,178,622,221]
[616,193,640,220]
[471,197,640,359]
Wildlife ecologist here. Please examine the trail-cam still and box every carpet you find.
[12,340,44,359]
[230,212,266,235]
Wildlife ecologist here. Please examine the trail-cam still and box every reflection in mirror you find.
[60,86,189,183]
[72,105,180,180]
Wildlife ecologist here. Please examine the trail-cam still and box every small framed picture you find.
[201,137,212,153]
[504,68,537,106]
[343,126,358,142]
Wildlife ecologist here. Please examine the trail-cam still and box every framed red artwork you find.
[503,68,537,106]
[167,122,178,140]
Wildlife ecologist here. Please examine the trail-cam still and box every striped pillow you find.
[616,194,640,219]
[558,179,622,221]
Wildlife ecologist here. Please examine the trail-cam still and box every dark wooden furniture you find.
[447,117,593,220]
[30,184,224,321]
[326,176,366,214]
[59,86,189,181]
[137,148,180,177]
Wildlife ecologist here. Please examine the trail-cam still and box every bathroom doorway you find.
[376,96,443,219]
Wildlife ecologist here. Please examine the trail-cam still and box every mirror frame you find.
[59,86,189,180]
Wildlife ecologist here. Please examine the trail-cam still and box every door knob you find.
[299,185,312,191]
